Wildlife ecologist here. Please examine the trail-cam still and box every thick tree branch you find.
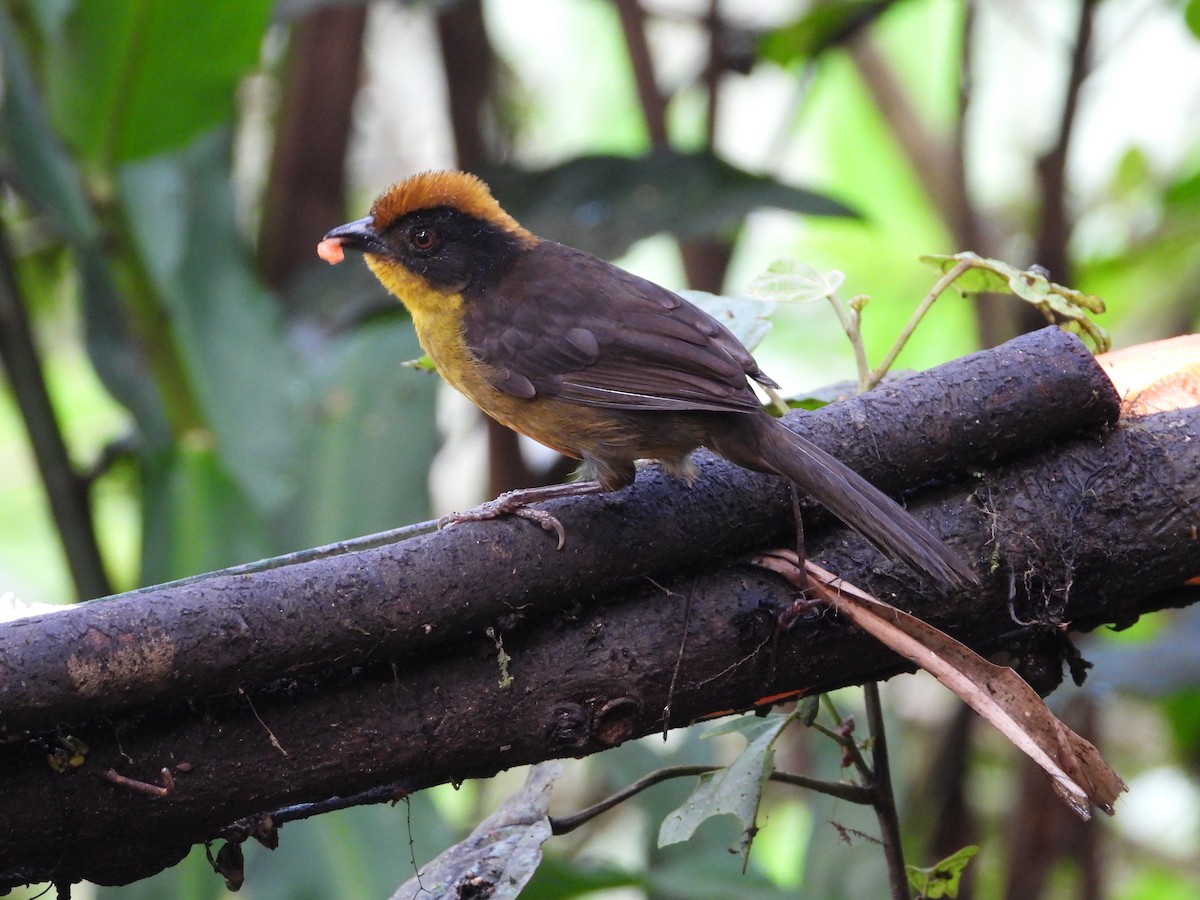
[0,329,1111,731]
[12,330,1198,890]
[1,400,1196,888]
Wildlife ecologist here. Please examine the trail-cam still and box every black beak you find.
[322,216,388,254]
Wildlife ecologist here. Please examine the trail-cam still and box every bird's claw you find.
[438,497,567,549]
[511,506,567,549]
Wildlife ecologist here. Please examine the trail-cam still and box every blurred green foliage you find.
[1,0,439,597]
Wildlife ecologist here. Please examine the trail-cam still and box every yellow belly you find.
[396,279,707,485]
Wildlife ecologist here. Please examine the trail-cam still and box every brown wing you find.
[461,241,776,413]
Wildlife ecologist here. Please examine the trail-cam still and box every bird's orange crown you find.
[369,170,537,247]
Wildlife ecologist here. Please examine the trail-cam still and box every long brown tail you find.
[708,412,977,590]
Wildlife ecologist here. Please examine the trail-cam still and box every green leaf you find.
[1187,0,1200,39]
[484,151,857,260]
[139,439,272,584]
[781,378,862,410]
[906,845,979,899]
[644,859,785,899]
[797,694,821,726]
[17,0,75,40]
[659,713,793,862]
[0,8,172,446]
[680,291,776,352]
[118,132,299,512]
[1110,146,1154,198]
[920,251,1110,351]
[401,354,439,373]
[1164,162,1200,209]
[759,1,895,67]
[520,855,645,899]
[700,710,793,741]
[746,258,846,304]
[0,11,94,241]
[46,0,272,163]
[286,319,438,548]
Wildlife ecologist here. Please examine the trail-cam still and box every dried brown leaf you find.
[755,552,1127,819]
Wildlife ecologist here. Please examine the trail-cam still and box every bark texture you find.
[7,329,1194,890]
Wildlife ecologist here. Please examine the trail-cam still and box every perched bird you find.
[318,171,976,589]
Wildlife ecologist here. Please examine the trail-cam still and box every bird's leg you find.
[752,548,821,630]
[438,481,607,549]
[789,482,810,591]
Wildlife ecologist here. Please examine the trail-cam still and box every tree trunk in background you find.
[259,4,367,295]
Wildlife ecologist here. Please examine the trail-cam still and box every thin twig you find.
[550,765,719,834]
[613,0,669,147]
[663,579,698,739]
[865,682,909,900]
[817,693,872,779]
[770,770,873,806]
[702,0,721,147]
[93,517,440,603]
[948,0,982,253]
[822,290,871,390]
[239,688,288,757]
[549,762,875,836]
[867,258,973,387]
[223,782,411,842]
[102,767,172,798]
[0,222,111,599]
[789,483,807,587]
[1034,0,1098,286]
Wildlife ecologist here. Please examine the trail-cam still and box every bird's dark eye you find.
[408,226,438,252]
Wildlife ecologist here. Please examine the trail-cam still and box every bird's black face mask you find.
[379,207,525,295]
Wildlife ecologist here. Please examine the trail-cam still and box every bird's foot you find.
[437,482,607,549]
[439,492,567,549]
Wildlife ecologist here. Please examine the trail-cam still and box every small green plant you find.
[749,252,1109,397]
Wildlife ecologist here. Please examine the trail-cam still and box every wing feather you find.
[462,241,775,414]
